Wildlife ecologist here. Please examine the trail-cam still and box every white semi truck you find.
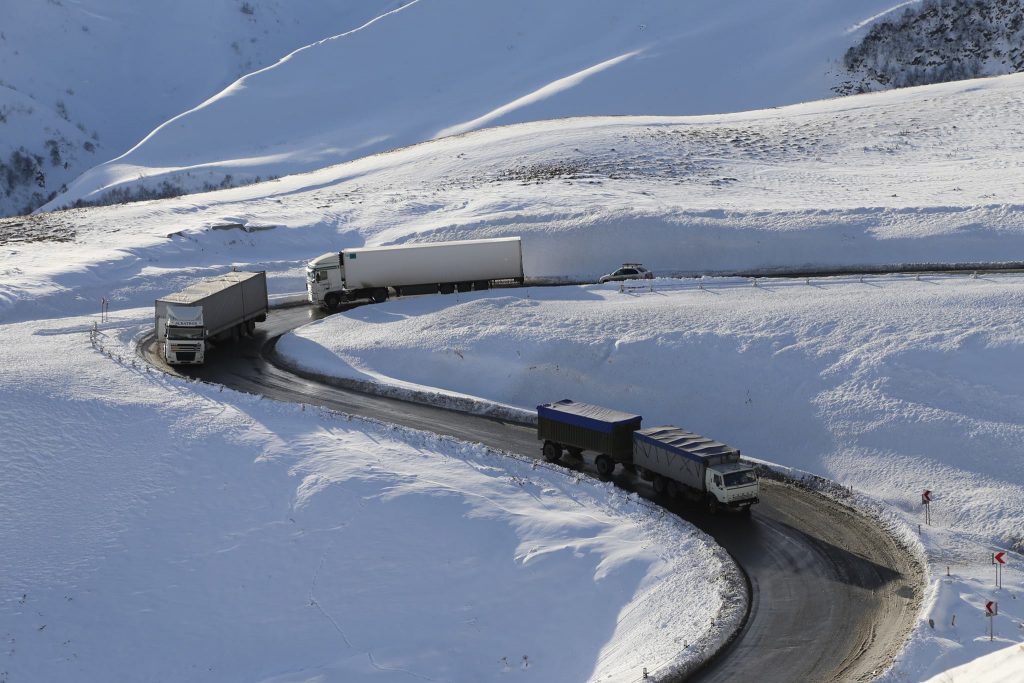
[155,271,269,365]
[307,236,524,310]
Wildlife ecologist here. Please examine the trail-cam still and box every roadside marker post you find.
[993,551,1007,589]
[922,489,933,525]
[986,601,998,640]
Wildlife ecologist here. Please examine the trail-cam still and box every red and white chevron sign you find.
[986,601,997,616]
[922,489,932,504]
[994,551,1007,565]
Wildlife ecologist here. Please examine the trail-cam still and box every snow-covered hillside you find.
[837,0,1024,94]
[0,0,401,216]
[5,73,1024,325]
[0,311,738,682]
[39,0,916,212]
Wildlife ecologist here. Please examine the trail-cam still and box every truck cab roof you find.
[308,252,340,268]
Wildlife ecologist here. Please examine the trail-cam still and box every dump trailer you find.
[537,399,643,476]
[155,271,268,365]
[633,426,759,514]
[306,236,524,310]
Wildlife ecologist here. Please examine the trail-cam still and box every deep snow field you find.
[3,74,1024,680]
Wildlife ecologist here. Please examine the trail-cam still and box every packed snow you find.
[4,72,1024,680]
[41,0,912,211]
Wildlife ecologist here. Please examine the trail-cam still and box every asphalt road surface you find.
[142,305,923,682]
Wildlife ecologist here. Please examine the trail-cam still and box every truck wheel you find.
[740,505,752,517]
[439,283,455,295]
[707,497,720,515]
[457,282,472,293]
[370,288,388,303]
[245,320,256,336]
[474,280,490,291]
[595,455,614,477]
[542,441,562,463]
[324,293,340,311]
[652,476,668,495]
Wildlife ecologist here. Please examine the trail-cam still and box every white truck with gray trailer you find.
[155,271,268,365]
[538,399,759,515]
[306,236,524,310]
[633,426,759,514]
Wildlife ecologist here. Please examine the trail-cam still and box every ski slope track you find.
[139,305,923,682]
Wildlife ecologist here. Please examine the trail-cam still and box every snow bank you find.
[922,642,1024,683]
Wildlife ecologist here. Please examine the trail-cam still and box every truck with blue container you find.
[537,399,759,514]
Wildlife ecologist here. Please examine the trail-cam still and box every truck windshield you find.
[724,470,756,488]
[167,326,204,340]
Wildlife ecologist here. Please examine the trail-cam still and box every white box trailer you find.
[633,426,759,514]
[306,236,524,309]
[155,271,268,365]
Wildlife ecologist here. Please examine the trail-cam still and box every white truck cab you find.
[164,305,205,364]
[707,462,760,508]
[306,252,342,308]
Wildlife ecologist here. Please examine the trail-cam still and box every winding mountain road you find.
[142,305,922,682]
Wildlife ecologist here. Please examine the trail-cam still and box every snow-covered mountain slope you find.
[0,0,402,216]
[6,72,1023,325]
[837,0,1024,94]
[39,0,914,212]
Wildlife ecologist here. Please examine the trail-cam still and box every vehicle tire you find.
[439,283,455,295]
[595,454,614,477]
[457,281,472,293]
[230,324,241,342]
[245,320,256,336]
[542,441,562,463]
[473,280,490,291]
[324,293,340,311]
[707,497,720,515]
[740,505,752,517]
[370,288,388,304]
[652,476,668,496]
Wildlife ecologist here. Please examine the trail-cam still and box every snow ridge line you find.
[267,335,538,425]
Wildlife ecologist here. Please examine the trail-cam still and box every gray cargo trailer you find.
[155,271,269,365]
[633,426,759,514]
[537,399,642,476]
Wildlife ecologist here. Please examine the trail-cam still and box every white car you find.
[599,263,654,283]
